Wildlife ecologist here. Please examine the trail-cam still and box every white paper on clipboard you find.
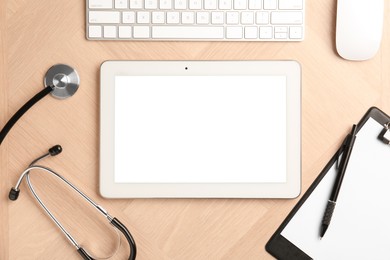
[281,117,390,259]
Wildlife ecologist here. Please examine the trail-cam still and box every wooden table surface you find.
[1,0,389,259]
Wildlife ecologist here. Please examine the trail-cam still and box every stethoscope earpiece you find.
[9,188,20,201]
[49,145,63,156]
[44,64,80,99]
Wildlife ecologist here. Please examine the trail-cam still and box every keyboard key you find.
[289,26,303,39]
[133,26,150,38]
[275,32,287,39]
[145,0,158,9]
[271,12,303,24]
[123,12,136,23]
[137,12,151,23]
[88,25,102,38]
[256,11,268,24]
[259,26,272,38]
[275,26,288,33]
[119,26,132,38]
[89,11,120,24]
[279,0,303,10]
[152,12,165,23]
[248,0,261,10]
[204,0,217,10]
[115,0,128,8]
[104,26,117,38]
[226,26,243,39]
[89,0,112,9]
[130,0,143,9]
[167,12,180,23]
[197,12,209,24]
[175,0,187,9]
[212,12,224,24]
[152,26,224,39]
[241,11,254,24]
[160,0,172,9]
[182,12,195,23]
[227,12,239,24]
[234,0,247,10]
[219,0,232,10]
[263,0,277,10]
[189,0,202,9]
[244,26,258,38]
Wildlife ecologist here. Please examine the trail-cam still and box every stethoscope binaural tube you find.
[0,64,80,146]
[9,145,137,260]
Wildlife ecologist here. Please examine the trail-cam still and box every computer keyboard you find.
[86,0,304,41]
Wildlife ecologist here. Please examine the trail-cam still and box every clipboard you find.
[266,107,390,259]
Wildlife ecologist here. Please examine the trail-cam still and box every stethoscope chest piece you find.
[44,64,80,99]
[0,63,81,145]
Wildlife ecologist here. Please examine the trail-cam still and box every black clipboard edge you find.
[265,107,390,260]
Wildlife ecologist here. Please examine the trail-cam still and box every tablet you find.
[100,61,301,198]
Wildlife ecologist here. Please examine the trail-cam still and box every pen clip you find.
[378,122,390,145]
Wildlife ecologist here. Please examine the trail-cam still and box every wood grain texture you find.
[1,0,9,259]
[1,0,390,259]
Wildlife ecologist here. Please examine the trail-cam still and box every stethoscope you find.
[1,64,137,259]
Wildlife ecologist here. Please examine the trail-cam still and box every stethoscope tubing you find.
[0,86,53,145]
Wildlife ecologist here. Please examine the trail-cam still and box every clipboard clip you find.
[378,122,390,145]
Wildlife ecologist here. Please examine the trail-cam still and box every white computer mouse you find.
[336,0,384,61]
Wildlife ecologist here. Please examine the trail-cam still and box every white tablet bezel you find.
[100,61,301,198]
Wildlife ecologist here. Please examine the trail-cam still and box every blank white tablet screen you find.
[114,76,286,183]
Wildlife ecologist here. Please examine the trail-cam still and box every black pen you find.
[320,124,358,238]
